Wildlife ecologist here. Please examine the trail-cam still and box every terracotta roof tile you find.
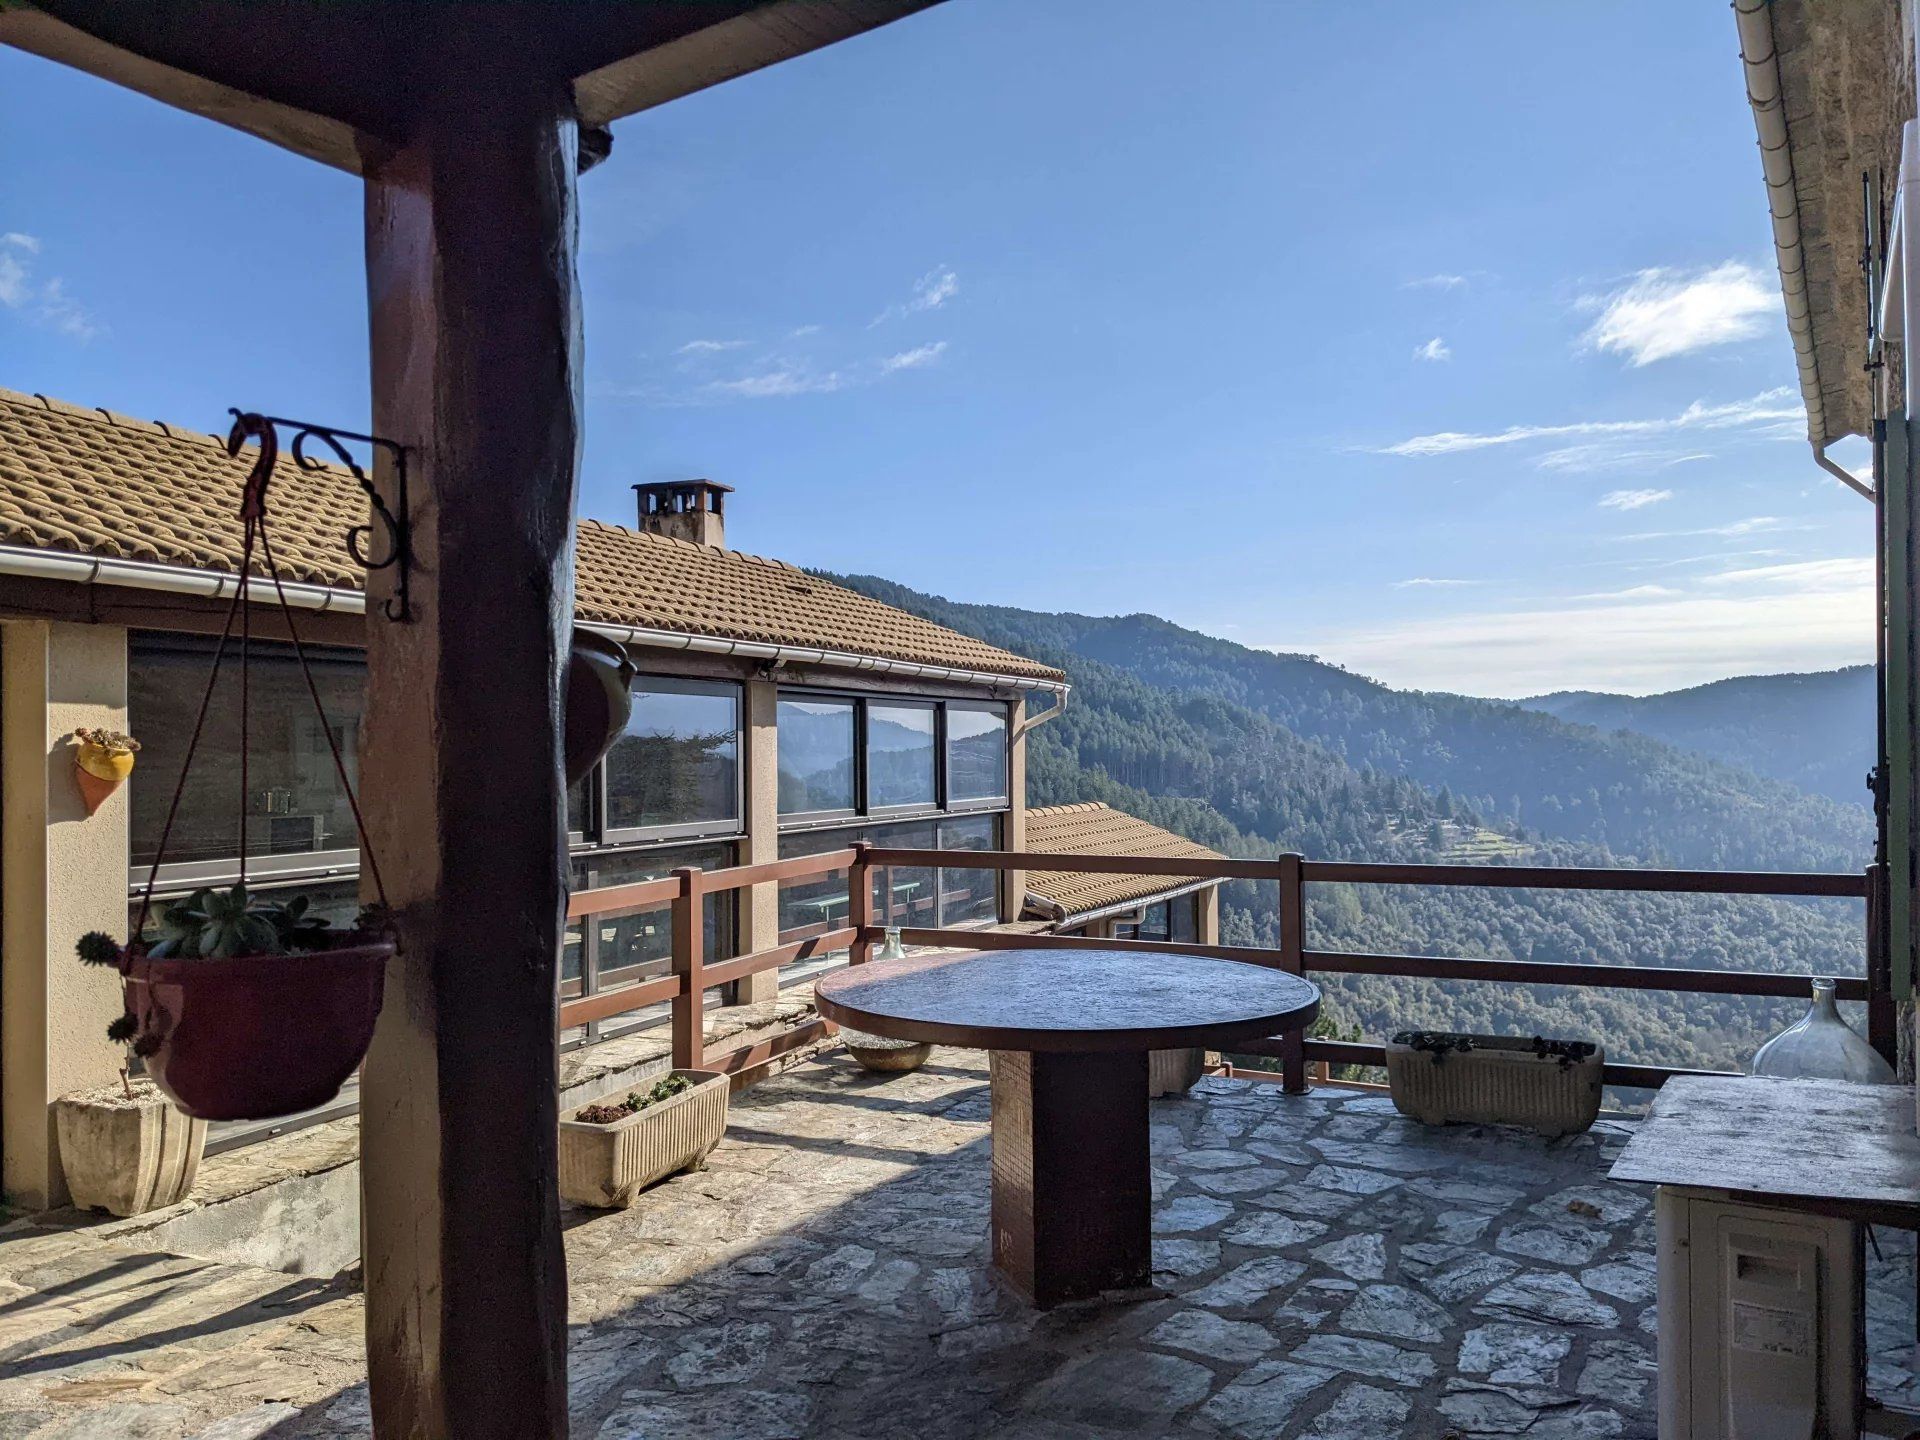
[0,388,1063,684]
[1025,802,1222,919]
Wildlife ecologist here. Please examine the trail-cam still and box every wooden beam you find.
[356,79,581,1440]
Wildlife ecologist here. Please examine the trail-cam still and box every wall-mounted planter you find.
[1385,1031,1603,1138]
[54,1078,205,1216]
[70,729,139,816]
[124,940,392,1122]
[559,1068,729,1209]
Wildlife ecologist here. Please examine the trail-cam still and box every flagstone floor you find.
[0,1052,1913,1438]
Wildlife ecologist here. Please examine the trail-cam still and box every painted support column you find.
[0,621,129,1209]
[358,85,581,1439]
[738,674,781,1003]
[1002,696,1027,920]
[1197,885,1221,945]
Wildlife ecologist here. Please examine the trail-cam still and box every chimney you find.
[633,479,732,548]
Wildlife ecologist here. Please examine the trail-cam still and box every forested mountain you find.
[825,573,1874,1078]
[1519,666,1874,807]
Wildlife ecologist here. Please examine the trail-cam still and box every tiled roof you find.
[1024,802,1222,920]
[0,389,1063,684]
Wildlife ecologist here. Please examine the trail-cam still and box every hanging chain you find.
[130,414,394,949]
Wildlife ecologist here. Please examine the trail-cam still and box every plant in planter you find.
[1384,1029,1603,1138]
[69,726,140,815]
[78,885,395,1123]
[559,1068,729,1209]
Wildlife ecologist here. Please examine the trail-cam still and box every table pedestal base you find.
[989,1049,1150,1308]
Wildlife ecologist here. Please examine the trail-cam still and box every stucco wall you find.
[2,620,130,1209]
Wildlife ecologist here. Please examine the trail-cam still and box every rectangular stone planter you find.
[54,1079,206,1216]
[1385,1032,1603,1138]
[558,1068,729,1209]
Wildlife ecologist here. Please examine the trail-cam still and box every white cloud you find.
[1598,488,1673,511]
[0,233,98,340]
[1412,337,1451,363]
[705,367,846,399]
[1569,584,1682,601]
[879,341,948,374]
[1616,515,1806,543]
[1287,556,1872,696]
[1393,577,1479,589]
[1535,446,1710,475]
[675,338,749,355]
[1379,387,1802,458]
[873,267,959,324]
[1579,260,1778,366]
[1405,273,1468,290]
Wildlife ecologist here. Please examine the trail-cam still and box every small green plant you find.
[75,886,390,1055]
[575,1073,695,1125]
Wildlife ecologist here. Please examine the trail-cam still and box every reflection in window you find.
[133,877,362,947]
[777,698,855,814]
[947,705,1008,803]
[605,679,740,833]
[1170,894,1200,944]
[867,703,935,810]
[571,844,736,990]
[131,635,365,870]
[938,814,999,927]
[775,828,854,938]
[868,820,936,927]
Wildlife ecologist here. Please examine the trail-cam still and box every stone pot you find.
[1148,1047,1205,1097]
[843,1029,932,1074]
[1385,1031,1603,1138]
[559,1069,729,1209]
[54,1077,205,1216]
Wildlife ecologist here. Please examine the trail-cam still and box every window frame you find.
[863,696,941,817]
[943,699,1012,812]
[774,692,862,824]
[595,674,746,848]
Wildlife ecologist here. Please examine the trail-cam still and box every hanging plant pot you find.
[565,629,635,785]
[121,936,393,1121]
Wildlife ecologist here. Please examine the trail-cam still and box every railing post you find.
[1277,851,1309,1094]
[1868,861,1898,1068]
[849,842,875,965]
[671,867,704,1069]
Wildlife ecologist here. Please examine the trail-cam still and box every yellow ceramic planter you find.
[72,736,137,815]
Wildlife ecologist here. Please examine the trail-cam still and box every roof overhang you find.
[0,1,942,174]
[1026,875,1219,931]
[1735,0,1914,447]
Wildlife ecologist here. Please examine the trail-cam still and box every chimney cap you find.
[632,478,734,498]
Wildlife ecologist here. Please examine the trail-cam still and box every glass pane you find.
[130,635,366,869]
[1136,901,1172,943]
[938,815,999,927]
[1170,894,1200,945]
[572,843,737,989]
[777,827,856,939]
[867,703,936,810]
[869,820,937,928]
[777,697,856,814]
[567,776,589,838]
[947,705,1008,803]
[606,679,740,832]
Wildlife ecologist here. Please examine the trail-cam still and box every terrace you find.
[2,847,1912,1438]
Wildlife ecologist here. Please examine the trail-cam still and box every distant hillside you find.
[1519,667,1874,807]
[823,573,1873,1079]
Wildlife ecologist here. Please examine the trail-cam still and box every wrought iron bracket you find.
[229,410,413,621]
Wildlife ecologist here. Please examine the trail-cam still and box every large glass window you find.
[777,697,856,815]
[604,678,740,836]
[130,634,365,877]
[569,844,738,1034]
[937,814,999,927]
[947,704,1009,805]
[866,703,936,810]
[777,814,1002,939]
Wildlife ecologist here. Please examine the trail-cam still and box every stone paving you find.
[0,1049,1914,1437]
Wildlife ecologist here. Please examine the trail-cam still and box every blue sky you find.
[0,2,1874,698]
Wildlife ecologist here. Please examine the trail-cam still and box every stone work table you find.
[816,949,1319,1306]
[1,1050,1916,1438]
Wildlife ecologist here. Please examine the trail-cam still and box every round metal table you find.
[815,949,1320,1307]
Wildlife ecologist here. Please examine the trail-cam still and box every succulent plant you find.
[69,726,140,755]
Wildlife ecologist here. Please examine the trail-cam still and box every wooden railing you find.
[562,843,1886,1094]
